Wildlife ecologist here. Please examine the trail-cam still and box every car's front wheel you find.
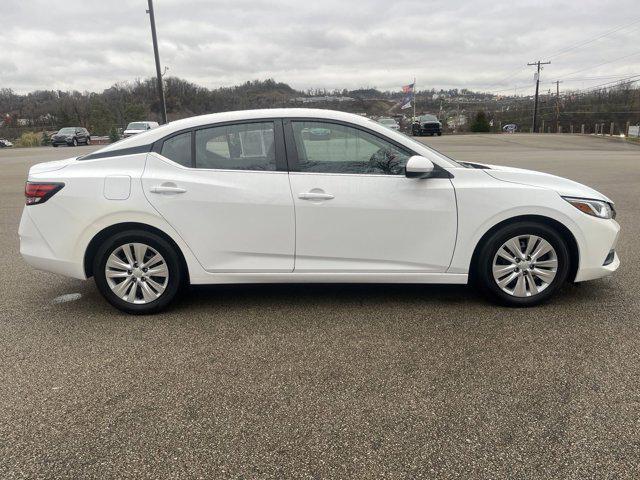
[93,230,183,314]
[475,222,570,307]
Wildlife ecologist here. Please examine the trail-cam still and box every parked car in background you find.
[19,109,620,314]
[51,127,91,147]
[377,117,400,130]
[503,124,518,133]
[0,138,13,148]
[123,121,160,138]
[412,114,443,136]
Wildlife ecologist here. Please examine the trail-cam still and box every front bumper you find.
[573,218,620,282]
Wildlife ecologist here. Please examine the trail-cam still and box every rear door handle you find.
[298,192,334,200]
[150,184,187,194]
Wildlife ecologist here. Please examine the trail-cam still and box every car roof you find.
[93,108,383,153]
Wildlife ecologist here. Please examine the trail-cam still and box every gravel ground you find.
[0,135,639,479]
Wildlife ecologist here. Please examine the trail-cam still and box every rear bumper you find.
[19,208,86,279]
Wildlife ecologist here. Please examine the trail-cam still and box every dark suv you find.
[52,127,91,147]
[412,114,443,136]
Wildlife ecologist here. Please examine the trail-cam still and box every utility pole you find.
[146,0,167,124]
[554,80,563,133]
[527,60,551,133]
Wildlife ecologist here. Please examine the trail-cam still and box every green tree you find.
[109,127,120,143]
[471,110,491,132]
[41,131,51,146]
[124,103,147,124]
[89,98,115,135]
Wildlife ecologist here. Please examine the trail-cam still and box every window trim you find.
[152,118,287,172]
[283,117,452,178]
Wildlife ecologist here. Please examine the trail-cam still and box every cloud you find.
[1,0,639,94]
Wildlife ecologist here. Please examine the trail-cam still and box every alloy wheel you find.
[492,235,558,297]
[104,242,169,304]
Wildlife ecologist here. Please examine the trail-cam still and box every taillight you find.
[25,182,64,206]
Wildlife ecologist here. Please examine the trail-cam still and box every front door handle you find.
[298,192,334,200]
[150,184,187,194]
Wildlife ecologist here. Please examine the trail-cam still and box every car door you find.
[285,119,457,272]
[142,120,295,272]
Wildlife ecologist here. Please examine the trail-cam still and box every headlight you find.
[563,196,615,219]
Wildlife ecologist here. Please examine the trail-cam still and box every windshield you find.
[58,127,76,134]
[392,130,462,167]
[420,115,438,122]
[127,122,149,130]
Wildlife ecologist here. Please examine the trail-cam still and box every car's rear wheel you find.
[93,230,183,314]
[475,222,570,307]
[53,143,58,147]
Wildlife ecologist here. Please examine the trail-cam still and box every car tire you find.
[53,144,58,147]
[474,221,570,307]
[437,132,442,136]
[86,137,91,145]
[72,138,78,147]
[93,230,183,314]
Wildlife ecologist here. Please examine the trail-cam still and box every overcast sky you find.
[1,0,639,95]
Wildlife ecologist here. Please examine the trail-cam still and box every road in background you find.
[1,136,639,479]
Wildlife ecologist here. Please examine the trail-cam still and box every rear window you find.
[160,132,191,167]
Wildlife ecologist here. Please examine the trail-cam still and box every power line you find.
[557,50,640,80]
[546,16,640,60]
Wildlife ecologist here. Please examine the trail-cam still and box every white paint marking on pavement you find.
[52,293,82,304]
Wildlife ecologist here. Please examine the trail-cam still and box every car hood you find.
[466,162,613,203]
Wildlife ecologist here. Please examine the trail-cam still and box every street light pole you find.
[146,0,167,124]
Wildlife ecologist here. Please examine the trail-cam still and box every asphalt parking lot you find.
[1,135,639,479]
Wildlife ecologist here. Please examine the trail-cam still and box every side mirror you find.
[405,155,435,178]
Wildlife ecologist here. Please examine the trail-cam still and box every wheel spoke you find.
[493,263,517,277]
[122,244,136,267]
[532,267,555,283]
[524,235,539,256]
[146,277,166,294]
[143,253,163,269]
[107,254,130,271]
[140,282,157,302]
[106,270,129,279]
[497,271,519,288]
[526,274,539,295]
[133,243,147,265]
[531,239,553,261]
[534,259,558,268]
[506,237,525,260]
[497,247,517,263]
[112,277,133,299]
[147,263,168,277]
[513,275,527,296]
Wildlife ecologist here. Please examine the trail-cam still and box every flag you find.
[400,92,412,109]
[402,83,415,94]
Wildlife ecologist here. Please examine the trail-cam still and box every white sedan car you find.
[19,109,620,314]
